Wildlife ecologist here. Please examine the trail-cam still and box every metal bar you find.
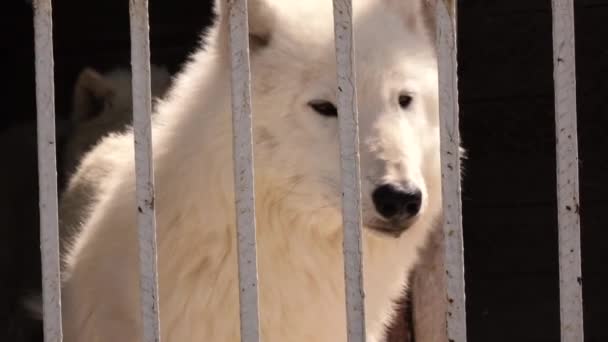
[332,1,366,341]
[128,1,161,341]
[33,0,63,341]
[551,1,584,341]
[436,1,467,341]
[226,1,261,341]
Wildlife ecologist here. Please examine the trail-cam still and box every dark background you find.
[1,0,606,341]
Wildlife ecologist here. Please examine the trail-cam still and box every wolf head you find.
[209,0,441,237]
[63,65,172,179]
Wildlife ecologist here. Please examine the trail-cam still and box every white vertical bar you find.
[551,1,584,341]
[33,1,63,341]
[226,1,261,341]
[129,1,161,341]
[436,1,467,341]
[332,1,366,341]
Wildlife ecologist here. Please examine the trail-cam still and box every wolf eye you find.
[308,100,338,117]
[398,94,413,109]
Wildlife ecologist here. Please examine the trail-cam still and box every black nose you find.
[372,184,422,220]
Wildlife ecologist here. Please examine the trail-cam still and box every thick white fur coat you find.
[62,1,441,341]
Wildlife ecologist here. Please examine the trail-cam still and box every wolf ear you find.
[149,64,172,98]
[384,0,437,43]
[213,0,275,53]
[72,68,115,123]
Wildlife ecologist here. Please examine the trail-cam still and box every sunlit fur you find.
[61,0,441,341]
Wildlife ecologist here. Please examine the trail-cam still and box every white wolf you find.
[62,0,442,341]
[22,65,172,317]
[62,65,171,179]
[59,65,171,246]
